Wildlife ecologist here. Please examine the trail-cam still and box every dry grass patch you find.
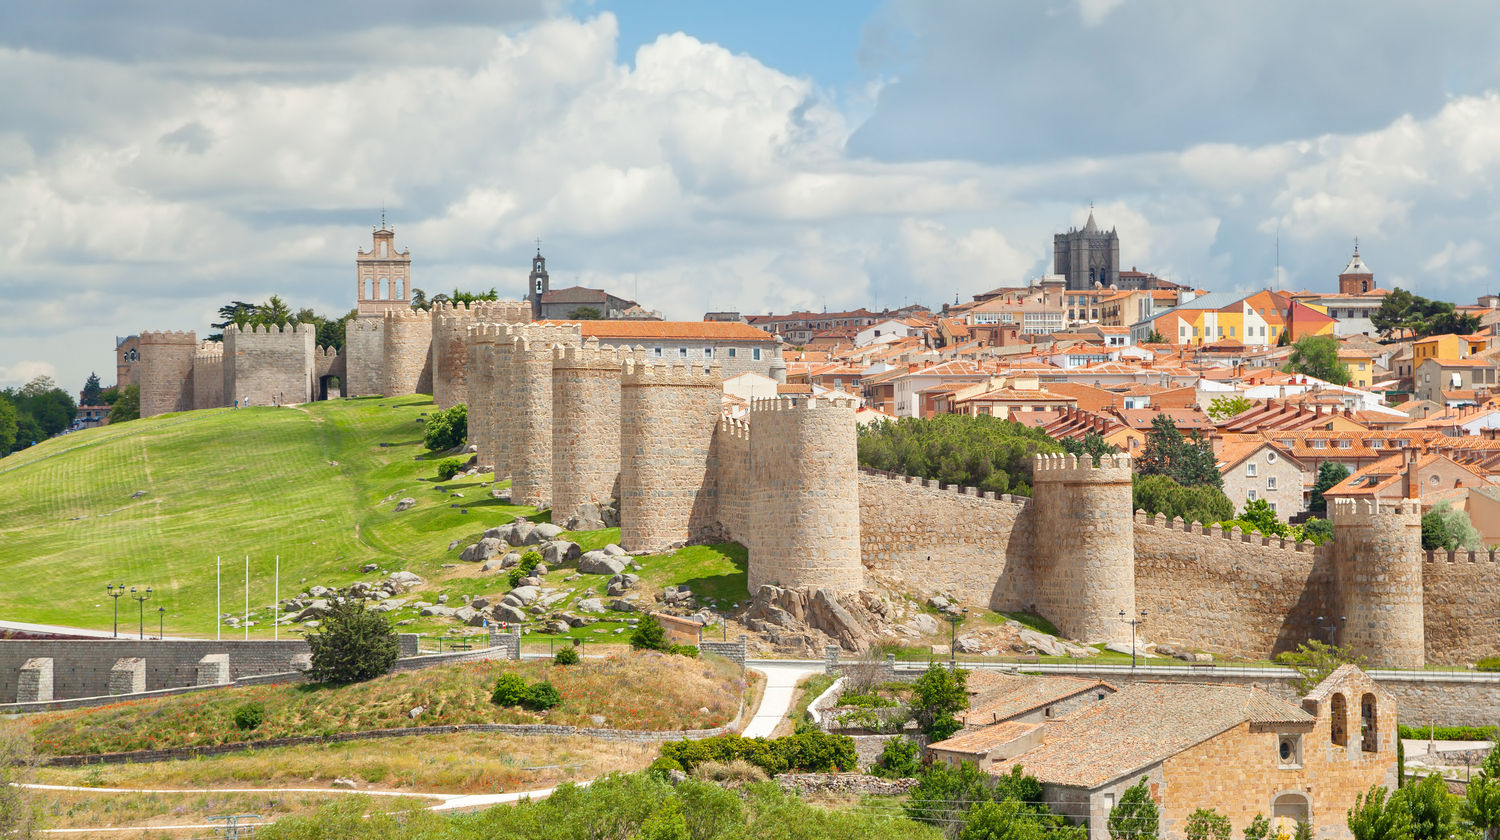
[35,732,655,796]
[21,652,745,756]
[39,789,426,834]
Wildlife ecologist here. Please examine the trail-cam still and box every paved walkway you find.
[33,660,817,831]
[0,619,200,641]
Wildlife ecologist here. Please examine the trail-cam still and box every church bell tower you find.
[527,249,550,320]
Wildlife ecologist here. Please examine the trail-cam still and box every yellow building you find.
[1338,349,1375,388]
[1413,333,1488,367]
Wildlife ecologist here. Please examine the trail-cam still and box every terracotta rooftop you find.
[540,320,775,341]
[990,682,1312,789]
[959,674,1115,727]
[930,721,1043,755]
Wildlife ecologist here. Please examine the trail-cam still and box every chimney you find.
[1403,447,1420,500]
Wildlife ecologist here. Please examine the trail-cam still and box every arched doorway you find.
[1329,693,1347,747]
[318,375,342,401]
[1272,792,1310,835]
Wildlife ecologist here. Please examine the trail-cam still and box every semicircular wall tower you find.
[137,330,198,418]
[618,359,722,553]
[1029,453,1135,644]
[1331,497,1425,669]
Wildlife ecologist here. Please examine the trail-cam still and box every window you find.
[1337,439,1352,449]
[1330,693,1348,746]
[1361,694,1378,752]
[728,347,737,358]
[703,347,713,359]
[1269,501,1278,512]
[1279,734,1303,767]
[1248,489,1257,500]
[1371,439,1383,449]
[1246,463,1258,477]
[1311,439,1326,449]
[1267,476,1278,490]
[653,347,663,358]
[1274,793,1310,823]
[753,348,762,361]
[679,347,688,358]
[1266,451,1277,462]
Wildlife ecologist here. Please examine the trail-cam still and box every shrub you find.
[690,759,768,784]
[658,730,857,776]
[646,756,682,778]
[491,672,529,706]
[306,600,400,685]
[631,614,671,652]
[435,458,464,481]
[523,681,562,711]
[1478,657,1500,673]
[508,550,542,589]
[838,690,898,708]
[422,404,467,452]
[857,414,1064,497]
[232,702,266,732]
[669,644,699,658]
[1133,474,1234,525]
[912,664,969,740]
[1185,808,1231,840]
[1108,777,1160,840]
[554,646,580,666]
[871,737,924,779]
[1397,724,1497,741]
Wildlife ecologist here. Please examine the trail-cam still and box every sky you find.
[5,0,1500,392]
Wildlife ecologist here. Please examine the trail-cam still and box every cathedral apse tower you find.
[1053,207,1120,291]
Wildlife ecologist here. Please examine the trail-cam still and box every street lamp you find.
[1120,609,1147,668]
[1315,615,1346,646]
[106,584,126,638]
[157,606,166,640]
[947,607,968,671]
[131,587,152,640]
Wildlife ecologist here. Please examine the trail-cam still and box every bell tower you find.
[1338,240,1376,295]
[527,247,550,320]
[356,216,412,318]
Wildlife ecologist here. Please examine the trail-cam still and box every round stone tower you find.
[381,308,432,396]
[506,324,582,509]
[1029,453,1135,644]
[619,358,723,553]
[431,302,478,410]
[747,396,863,594]
[1331,497,1425,668]
[137,330,198,418]
[464,323,501,471]
[551,339,627,522]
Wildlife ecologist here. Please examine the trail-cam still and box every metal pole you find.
[158,607,164,640]
[244,555,249,641]
[274,555,279,642]
[216,556,221,642]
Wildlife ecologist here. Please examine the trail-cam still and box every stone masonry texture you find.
[0,640,310,703]
[619,360,723,553]
[382,309,432,396]
[1332,499,1426,669]
[223,323,316,407]
[137,330,198,418]
[551,339,626,520]
[1030,453,1136,644]
[746,397,863,594]
[344,317,386,397]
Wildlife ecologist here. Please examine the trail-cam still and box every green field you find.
[0,396,746,638]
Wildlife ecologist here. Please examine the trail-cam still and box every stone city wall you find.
[344,317,385,397]
[857,470,1033,611]
[1134,515,1330,660]
[711,417,752,543]
[137,330,198,418]
[1422,549,1500,665]
[465,325,500,470]
[551,340,628,521]
[1030,454,1136,644]
[746,397,863,594]
[314,345,344,397]
[619,359,723,553]
[382,308,432,396]
[1331,498,1426,669]
[192,341,224,410]
[223,323,316,407]
[506,325,583,508]
[0,640,310,703]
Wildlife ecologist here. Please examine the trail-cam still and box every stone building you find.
[1217,438,1306,516]
[356,222,411,318]
[1054,208,1120,291]
[973,666,1395,840]
[223,323,316,407]
[115,335,140,389]
[544,320,783,380]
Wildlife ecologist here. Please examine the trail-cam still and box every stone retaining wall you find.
[776,773,917,796]
[0,640,311,704]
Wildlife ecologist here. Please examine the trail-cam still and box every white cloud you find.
[0,361,58,389]
[1077,0,1126,27]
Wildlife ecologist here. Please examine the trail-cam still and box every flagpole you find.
[274,555,280,641]
[216,556,221,642]
[244,555,250,642]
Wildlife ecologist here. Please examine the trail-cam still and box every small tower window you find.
[1361,694,1378,752]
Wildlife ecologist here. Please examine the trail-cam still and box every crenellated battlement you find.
[138,330,198,344]
[224,322,314,337]
[194,341,223,359]
[749,395,858,412]
[1031,451,1133,482]
[717,415,751,441]
[857,466,1032,506]
[316,345,340,359]
[1425,549,1500,563]
[1329,497,1423,522]
[553,337,628,369]
[621,358,723,387]
[382,307,429,323]
[348,318,384,333]
[1132,509,1325,554]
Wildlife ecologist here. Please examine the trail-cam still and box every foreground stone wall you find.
[857,471,1033,610]
[223,323,315,407]
[0,640,310,703]
[1422,550,1500,665]
[619,359,722,552]
[1134,515,1329,660]
[507,325,583,508]
[138,330,198,418]
[747,397,863,594]
[344,317,385,397]
[712,417,752,543]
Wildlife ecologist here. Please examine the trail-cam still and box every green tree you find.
[1206,395,1252,421]
[1395,773,1457,840]
[568,306,604,320]
[255,294,294,328]
[904,760,994,836]
[1302,517,1335,545]
[1373,288,1421,340]
[912,664,970,741]
[1137,414,1184,478]
[1243,814,1271,840]
[872,737,924,779]
[1294,821,1314,840]
[858,414,1064,497]
[1136,415,1222,489]
[1174,431,1223,489]
[1146,329,1166,344]
[1132,474,1235,525]
[209,300,258,340]
[80,372,103,405]
[1483,741,1500,781]
[306,600,400,684]
[1060,431,1119,466]
[1277,328,1291,347]
[1185,808,1231,840]
[1310,461,1351,514]
[107,385,140,424]
[1429,501,1484,551]
[1108,778,1159,840]
[1421,512,1451,552]
[1275,640,1365,694]
[422,404,467,451]
[631,613,671,651]
[1464,773,1500,840]
[0,397,18,454]
[449,287,500,305]
[410,288,429,311]
[959,799,1044,840]
[1286,334,1350,384]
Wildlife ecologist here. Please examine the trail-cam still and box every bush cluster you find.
[656,731,858,776]
[306,600,400,685]
[554,646,580,666]
[1397,724,1497,741]
[1478,657,1500,674]
[491,671,562,711]
[857,413,1063,496]
[508,550,542,589]
[435,458,464,481]
[870,736,923,779]
[232,701,266,732]
[422,404,467,452]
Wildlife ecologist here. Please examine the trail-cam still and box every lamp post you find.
[1120,609,1147,668]
[132,587,152,640]
[947,607,968,671]
[157,606,166,640]
[106,584,126,638]
[1316,615,1346,646]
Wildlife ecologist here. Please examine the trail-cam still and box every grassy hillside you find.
[0,397,544,635]
[21,651,744,755]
